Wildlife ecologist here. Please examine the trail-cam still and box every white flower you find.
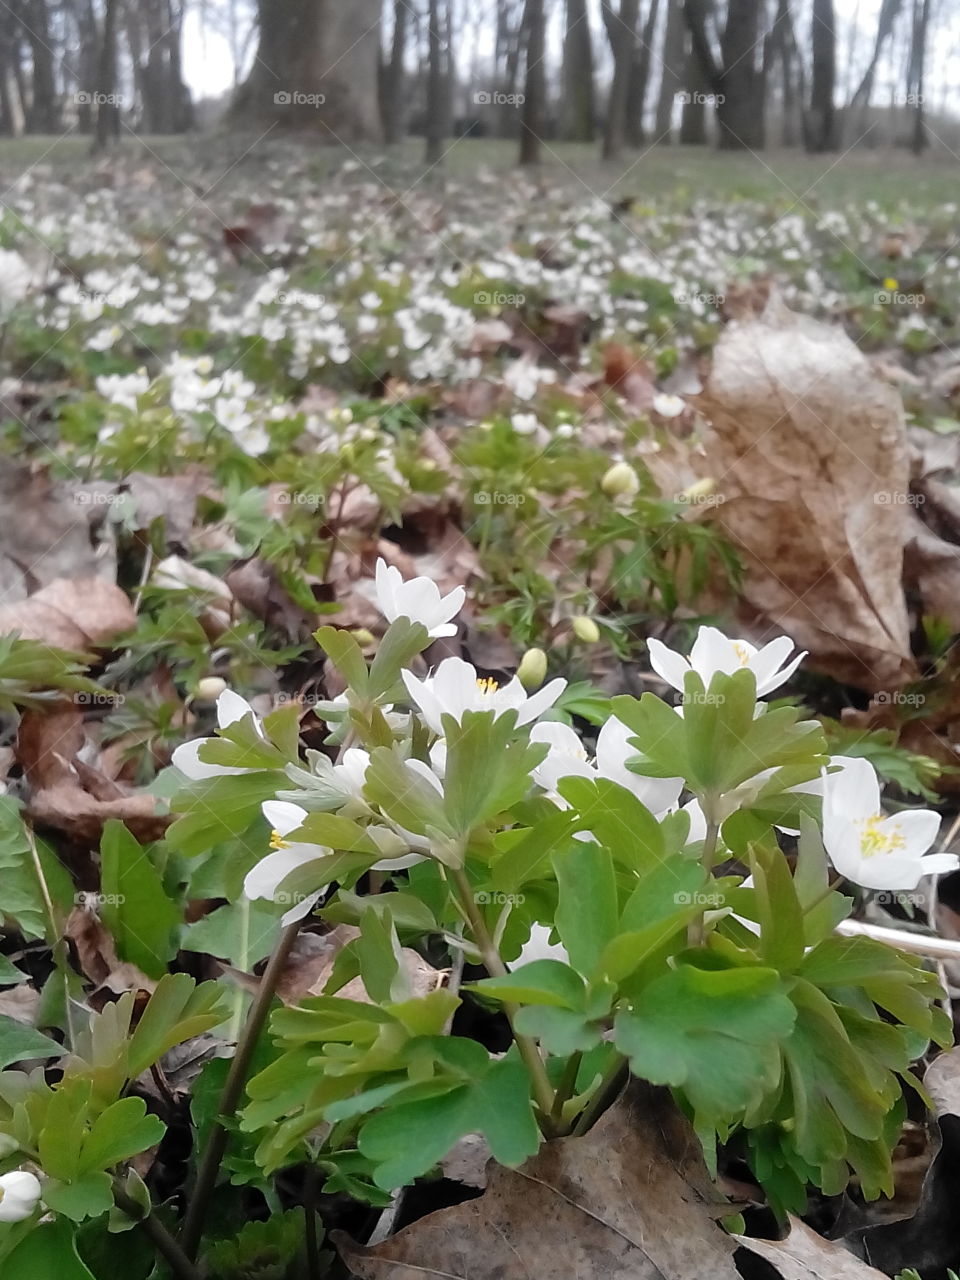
[647,626,806,698]
[821,757,956,890]
[96,368,150,412]
[594,716,684,814]
[172,690,263,780]
[0,1170,42,1223]
[530,717,683,815]
[511,923,568,969]
[510,412,540,435]
[402,657,565,735]
[244,801,330,924]
[374,558,465,639]
[652,392,686,418]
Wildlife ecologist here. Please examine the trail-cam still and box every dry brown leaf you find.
[225,557,317,643]
[272,925,443,1005]
[0,464,117,598]
[736,1218,889,1278]
[699,293,914,691]
[0,577,135,648]
[153,555,233,636]
[336,1083,742,1280]
[16,704,169,845]
[65,904,156,998]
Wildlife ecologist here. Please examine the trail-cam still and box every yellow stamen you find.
[476,677,499,695]
[270,829,290,851]
[733,642,752,667]
[857,815,905,858]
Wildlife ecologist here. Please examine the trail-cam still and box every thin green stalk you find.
[113,1180,202,1280]
[551,1050,582,1128]
[180,917,303,1259]
[572,1055,629,1137]
[451,868,557,1128]
[25,824,76,1050]
[688,816,720,946]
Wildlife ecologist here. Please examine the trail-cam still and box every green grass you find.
[1,130,958,216]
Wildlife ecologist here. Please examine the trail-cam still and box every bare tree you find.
[625,0,661,146]
[561,0,595,141]
[907,0,931,153]
[847,0,904,132]
[806,0,837,150]
[231,0,383,139]
[655,0,686,141]
[18,0,59,132]
[425,0,445,162]
[602,0,641,159]
[381,0,410,144]
[93,0,121,150]
[684,0,767,149]
[765,0,804,145]
[519,0,546,164]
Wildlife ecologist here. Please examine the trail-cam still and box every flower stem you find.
[113,1180,202,1280]
[571,1054,629,1137]
[180,918,302,1260]
[688,816,720,946]
[550,1050,582,1126]
[451,868,557,1129]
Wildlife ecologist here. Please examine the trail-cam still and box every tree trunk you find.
[519,0,546,164]
[602,0,641,159]
[93,0,120,151]
[679,22,710,143]
[766,0,801,145]
[655,0,685,140]
[20,0,59,132]
[847,0,903,123]
[425,0,445,163]
[382,0,409,144]
[625,0,661,146]
[231,0,382,140]
[806,0,837,150]
[907,0,930,153]
[716,0,765,149]
[561,0,595,141]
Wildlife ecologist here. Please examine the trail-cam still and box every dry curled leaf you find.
[336,1082,741,1280]
[699,293,914,691]
[0,577,135,649]
[16,704,169,845]
[737,1217,889,1279]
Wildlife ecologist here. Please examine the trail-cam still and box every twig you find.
[180,917,303,1259]
[835,917,960,960]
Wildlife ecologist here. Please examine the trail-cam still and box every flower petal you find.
[646,638,690,692]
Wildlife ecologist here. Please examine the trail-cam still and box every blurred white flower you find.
[245,801,329,924]
[374,558,465,638]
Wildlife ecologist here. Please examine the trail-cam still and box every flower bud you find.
[350,628,376,648]
[572,616,600,644]
[517,647,548,690]
[601,461,640,499]
[0,1170,42,1223]
[679,477,716,503]
[194,676,227,703]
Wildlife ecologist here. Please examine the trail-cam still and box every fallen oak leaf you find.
[0,578,135,649]
[736,1217,889,1278]
[335,1081,742,1280]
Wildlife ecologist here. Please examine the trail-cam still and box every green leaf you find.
[0,1014,63,1067]
[471,960,586,1009]
[368,618,431,698]
[442,711,546,835]
[614,963,795,1121]
[99,821,180,978]
[0,955,27,985]
[357,907,409,1004]
[358,1058,539,1188]
[315,626,369,696]
[181,897,281,967]
[78,1097,165,1173]
[127,974,229,1078]
[556,776,667,873]
[553,842,618,978]
[167,772,285,856]
[0,797,75,940]
[4,1219,97,1279]
[749,844,805,972]
[42,1172,114,1222]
